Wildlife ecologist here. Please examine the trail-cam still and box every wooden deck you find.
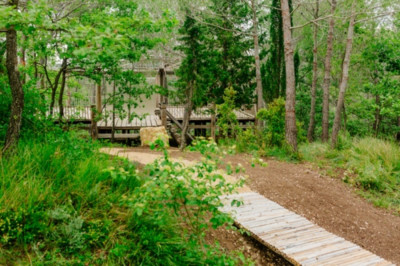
[98,116,162,129]
[50,107,162,129]
[222,192,394,266]
[51,106,255,123]
[165,106,254,121]
[50,106,92,121]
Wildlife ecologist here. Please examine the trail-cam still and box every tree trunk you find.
[48,58,67,116]
[211,102,216,141]
[307,0,319,142]
[96,81,102,114]
[251,0,264,120]
[280,0,298,152]
[20,34,26,85]
[343,102,347,133]
[58,69,67,121]
[396,116,400,143]
[321,0,337,142]
[3,1,24,153]
[180,83,194,150]
[331,2,356,147]
[111,81,116,142]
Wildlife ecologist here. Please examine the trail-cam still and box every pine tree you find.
[261,0,285,103]
[204,0,255,107]
[175,12,207,148]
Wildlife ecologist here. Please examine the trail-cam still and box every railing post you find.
[211,103,216,141]
[161,102,167,127]
[90,105,98,139]
[158,68,168,127]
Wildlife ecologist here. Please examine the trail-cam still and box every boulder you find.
[139,126,169,147]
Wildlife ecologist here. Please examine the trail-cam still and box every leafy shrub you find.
[236,128,260,153]
[0,133,248,264]
[217,87,241,139]
[257,98,286,147]
[257,97,306,148]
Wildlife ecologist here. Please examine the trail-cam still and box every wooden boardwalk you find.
[222,192,394,266]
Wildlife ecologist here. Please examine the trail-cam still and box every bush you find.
[0,133,247,264]
[257,98,306,148]
[217,87,241,139]
[257,98,286,147]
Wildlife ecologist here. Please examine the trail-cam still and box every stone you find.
[139,126,169,147]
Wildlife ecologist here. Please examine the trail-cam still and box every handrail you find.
[165,109,194,141]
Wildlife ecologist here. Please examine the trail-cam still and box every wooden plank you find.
[241,214,303,228]
[238,210,294,224]
[290,240,352,261]
[262,225,321,242]
[98,133,139,139]
[274,230,333,249]
[303,246,361,265]
[223,192,393,266]
[342,256,386,266]
[259,222,316,238]
[236,206,291,220]
[302,246,366,265]
[278,232,336,250]
[240,211,298,224]
[318,249,378,265]
[227,207,284,220]
[252,219,311,235]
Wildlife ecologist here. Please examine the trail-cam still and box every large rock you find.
[140,126,169,147]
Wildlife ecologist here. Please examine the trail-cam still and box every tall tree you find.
[262,0,285,103]
[307,0,319,142]
[331,1,357,147]
[250,0,264,116]
[3,0,24,153]
[176,13,205,149]
[280,0,297,151]
[321,0,337,142]
[206,0,255,107]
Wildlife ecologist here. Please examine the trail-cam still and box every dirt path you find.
[105,147,400,264]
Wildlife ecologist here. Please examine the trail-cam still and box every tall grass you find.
[0,132,245,264]
[300,137,400,212]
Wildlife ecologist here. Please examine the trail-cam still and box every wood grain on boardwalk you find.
[222,192,395,266]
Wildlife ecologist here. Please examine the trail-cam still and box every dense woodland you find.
[0,0,400,264]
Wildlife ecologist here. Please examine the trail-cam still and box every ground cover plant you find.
[0,132,249,265]
[300,136,400,213]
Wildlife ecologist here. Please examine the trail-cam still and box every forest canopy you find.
[1,0,400,264]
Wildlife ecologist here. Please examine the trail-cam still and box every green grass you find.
[300,137,400,213]
[0,132,248,265]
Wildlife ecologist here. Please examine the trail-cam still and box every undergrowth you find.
[0,132,249,264]
[300,136,400,213]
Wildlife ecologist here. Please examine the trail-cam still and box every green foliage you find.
[175,11,208,107]
[0,133,247,264]
[257,98,286,147]
[175,1,255,108]
[257,97,305,147]
[261,0,295,103]
[300,137,400,212]
[217,87,241,139]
